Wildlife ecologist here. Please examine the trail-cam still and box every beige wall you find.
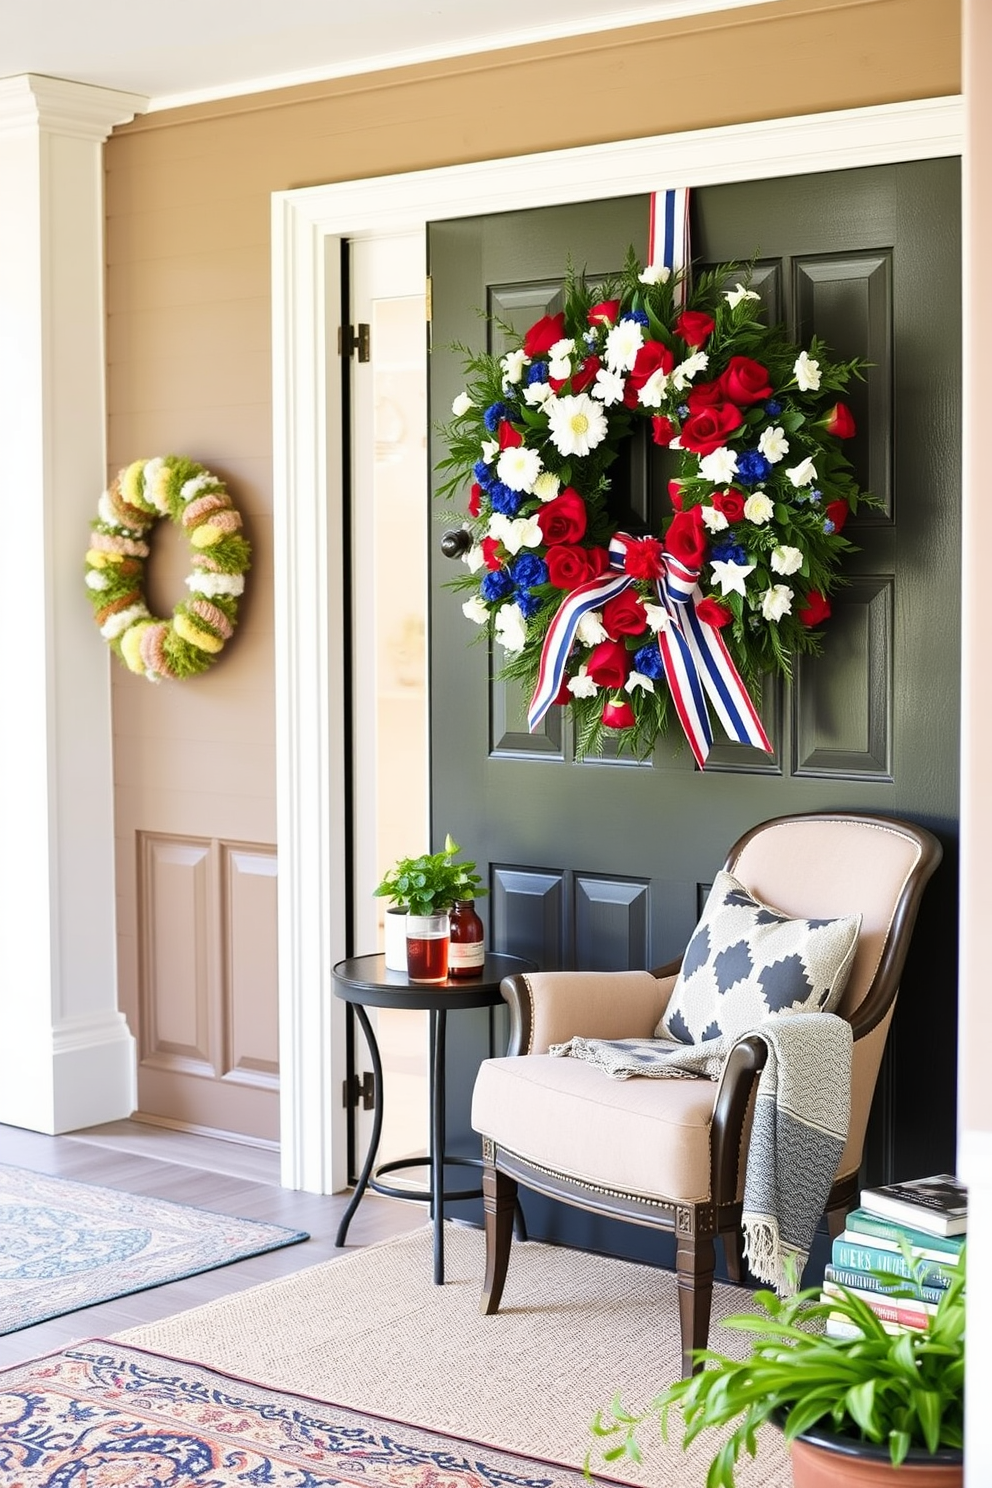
[104,0,960,1127]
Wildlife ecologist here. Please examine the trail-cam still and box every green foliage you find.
[373,834,488,915]
[587,1248,965,1488]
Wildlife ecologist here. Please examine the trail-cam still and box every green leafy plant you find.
[373,834,487,916]
[588,1247,965,1488]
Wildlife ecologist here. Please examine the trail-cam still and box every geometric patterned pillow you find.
[655,870,862,1045]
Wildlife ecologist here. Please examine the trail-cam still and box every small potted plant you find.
[374,835,486,981]
[589,1250,965,1486]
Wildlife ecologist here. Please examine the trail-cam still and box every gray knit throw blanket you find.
[550,1012,852,1295]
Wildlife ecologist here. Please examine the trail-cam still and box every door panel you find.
[428,161,961,1245]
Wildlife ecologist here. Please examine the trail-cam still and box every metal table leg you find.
[335,1002,383,1248]
[430,1007,447,1284]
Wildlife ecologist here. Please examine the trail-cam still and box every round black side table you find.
[332,952,535,1284]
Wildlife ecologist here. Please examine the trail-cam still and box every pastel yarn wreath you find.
[85,455,251,681]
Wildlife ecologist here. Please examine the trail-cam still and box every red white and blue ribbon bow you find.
[527,534,773,768]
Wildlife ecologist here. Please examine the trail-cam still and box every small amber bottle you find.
[447,899,485,977]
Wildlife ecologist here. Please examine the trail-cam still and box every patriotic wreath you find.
[84,455,251,681]
[436,254,873,764]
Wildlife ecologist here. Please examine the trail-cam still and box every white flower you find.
[710,559,756,598]
[97,492,125,528]
[523,380,554,407]
[142,456,169,511]
[548,352,573,381]
[700,505,730,533]
[463,544,485,573]
[180,474,221,503]
[451,391,474,416]
[499,349,529,386]
[758,425,790,464]
[549,337,575,362]
[481,439,499,462]
[670,351,709,391]
[493,514,542,555]
[567,665,599,699]
[761,584,794,622]
[462,595,489,625]
[786,456,818,488]
[604,318,645,373]
[638,264,671,285]
[546,393,609,457]
[532,471,561,503]
[592,367,627,406]
[770,545,804,576]
[85,570,109,591]
[576,611,609,646]
[636,368,670,409]
[625,671,655,695]
[494,601,528,654]
[100,602,150,640]
[496,444,542,493]
[185,572,245,598]
[641,602,670,634]
[725,283,760,308]
[743,492,775,525]
[699,446,739,485]
[793,350,821,391]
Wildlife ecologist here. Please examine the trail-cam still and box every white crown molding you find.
[272,96,963,1195]
[0,73,147,139]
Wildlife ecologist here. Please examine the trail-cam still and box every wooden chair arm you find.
[500,967,677,1055]
[710,1034,768,1206]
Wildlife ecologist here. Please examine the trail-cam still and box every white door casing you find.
[270,95,963,1197]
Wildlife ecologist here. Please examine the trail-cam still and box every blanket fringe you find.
[743,1220,804,1296]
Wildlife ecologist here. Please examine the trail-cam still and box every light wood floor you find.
[0,1119,426,1370]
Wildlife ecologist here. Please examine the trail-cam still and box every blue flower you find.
[735,450,772,486]
[633,643,666,680]
[622,310,650,327]
[473,459,494,489]
[511,554,548,588]
[822,518,836,535]
[515,589,541,620]
[489,483,523,517]
[678,404,690,418]
[711,540,748,565]
[526,362,549,385]
[765,399,782,417]
[809,488,822,505]
[484,401,511,433]
[480,569,514,603]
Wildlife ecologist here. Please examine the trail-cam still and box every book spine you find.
[844,1210,964,1260]
[831,1239,953,1289]
[825,1265,944,1308]
[859,1190,965,1235]
[823,1285,931,1331]
[825,1313,906,1339]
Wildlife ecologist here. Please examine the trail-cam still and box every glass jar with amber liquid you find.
[447,899,485,978]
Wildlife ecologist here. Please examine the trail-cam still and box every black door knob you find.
[440,528,472,559]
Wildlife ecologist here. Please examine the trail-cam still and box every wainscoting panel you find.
[221,844,279,1088]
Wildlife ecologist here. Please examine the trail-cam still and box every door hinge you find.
[338,323,371,362]
[343,1071,376,1110]
[425,276,433,323]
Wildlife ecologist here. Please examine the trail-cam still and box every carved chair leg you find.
[481,1161,517,1316]
[723,1226,745,1285]
[676,1230,715,1378]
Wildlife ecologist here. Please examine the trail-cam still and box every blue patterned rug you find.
[0,1343,594,1487]
[0,1163,307,1333]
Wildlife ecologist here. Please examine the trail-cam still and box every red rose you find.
[468,482,482,517]
[651,415,677,447]
[712,488,746,522]
[675,310,715,348]
[586,639,630,690]
[719,356,773,405]
[584,545,612,578]
[588,299,620,327]
[628,340,675,392]
[523,312,565,358]
[623,535,665,581]
[498,419,522,449]
[668,480,684,511]
[686,379,725,411]
[680,402,744,455]
[826,499,849,533]
[665,506,707,569]
[696,597,733,629]
[824,402,857,439]
[799,589,832,627]
[602,589,648,638]
[481,536,503,571]
[570,354,601,394]
[602,697,636,730]
[546,544,594,590]
[537,487,587,546]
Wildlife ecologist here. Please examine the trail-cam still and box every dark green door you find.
[427,161,960,1249]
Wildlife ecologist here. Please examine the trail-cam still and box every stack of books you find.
[822,1173,967,1338]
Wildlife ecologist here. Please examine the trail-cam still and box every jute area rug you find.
[0,1163,308,1334]
[117,1223,793,1486]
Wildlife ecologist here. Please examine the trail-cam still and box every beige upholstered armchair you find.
[471,811,943,1377]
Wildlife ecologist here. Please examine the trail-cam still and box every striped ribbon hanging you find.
[648,187,691,304]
